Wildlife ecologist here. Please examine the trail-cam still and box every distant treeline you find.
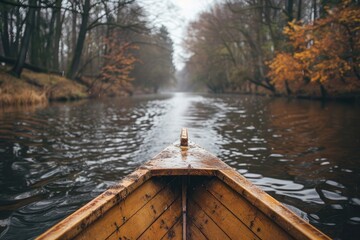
[182,0,360,99]
[0,0,175,96]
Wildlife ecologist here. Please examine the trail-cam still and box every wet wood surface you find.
[141,142,232,176]
[108,181,180,240]
[36,169,152,240]
[37,141,330,240]
[217,169,330,240]
[161,218,182,240]
[138,196,181,240]
[189,177,260,240]
[206,178,292,240]
[187,198,230,239]
[75,177,170,240]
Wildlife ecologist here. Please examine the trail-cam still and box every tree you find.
[66,0,91,79]
[10,0,37,77]
[94,36,138,96]
[66,0,137,80]
[131,25,175,93]
[267,1,360,98]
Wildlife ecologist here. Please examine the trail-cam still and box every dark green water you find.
[0,93,359,239]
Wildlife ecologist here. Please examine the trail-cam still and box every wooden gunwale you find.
[37,169,152,240]
[37,141,330,240]
[216,169,329,240]
[205,177,292,240]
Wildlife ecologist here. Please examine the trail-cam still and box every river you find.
[0,93,359,239]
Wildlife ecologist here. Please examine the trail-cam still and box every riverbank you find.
[222,79,360,103]
[0,68,89,107]
[2,67,360,108]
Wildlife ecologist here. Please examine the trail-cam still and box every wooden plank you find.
[108,183,180,240]
[182,177,187,240]
[217,169,331,240]
[138,197,182,240]
[150,168,217,176]
[140,142,232,175]
[187,199,229,240]
[75,177,169,240]
[37,169,151,240]
[161,218,182,240]
[37,139,330,240]
[189,184,260,240]
[206,178,293,240]
[188,220,207,240]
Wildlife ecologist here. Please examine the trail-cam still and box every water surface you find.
[0,93,359,239]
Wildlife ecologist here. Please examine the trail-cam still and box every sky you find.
[140,0,214,70]
[169,0,213,70]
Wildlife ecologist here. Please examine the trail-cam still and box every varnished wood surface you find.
[189,177,260,240]
[37,141,330,240]
[75,177,171,240]
[140,142,232,176]
[108,179,180,240]
[138,196,181,240]
[187,198,230,240]
[161,218,183,240]
[206,178,293,240]
[217,169,330,240]
[36,169,152,240]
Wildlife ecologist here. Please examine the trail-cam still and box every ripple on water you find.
[320,189,348,201]
[0,94,360,239]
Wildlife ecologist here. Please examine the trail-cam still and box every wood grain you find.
[138,197,182,240]
[187,219,207,240]
[108,182,180,240]
[161,218,182,240]
[189,183,260,240]
[217,169,331,240]
[187,198,230,240]
[206,178,293,240]
[74,177,169,240]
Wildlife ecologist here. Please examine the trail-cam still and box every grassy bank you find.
[0,68,88,107]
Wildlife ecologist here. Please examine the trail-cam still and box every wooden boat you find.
[37,129,330,240]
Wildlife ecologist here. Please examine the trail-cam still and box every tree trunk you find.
[286,0,294,22]
[29,6,41,66]
[10,0,37,78]
[67,0,90,79]
[313,0,317,20]
[13,6,22,58]
[264,0,277,51]
[71,2,77,58]
[1,7,11,57]
[297,0,302,21]
[45,7,57,69]
[285,80,292,95]
[319,83,327,100]
[52,0,63,71]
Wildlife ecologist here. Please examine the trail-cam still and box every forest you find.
[0,0,175,105]
[181,0,360,99]
[0,0,359,106]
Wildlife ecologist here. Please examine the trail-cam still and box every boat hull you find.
[37,142,330,240]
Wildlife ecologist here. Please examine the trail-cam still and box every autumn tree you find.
[268,1,360,98]
[183,1,290,93]
[92,35,138,96]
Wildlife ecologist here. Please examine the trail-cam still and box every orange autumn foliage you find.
[99,37,138,95]
[267,1,360,96]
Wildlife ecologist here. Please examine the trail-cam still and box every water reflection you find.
[0,93,359,239]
